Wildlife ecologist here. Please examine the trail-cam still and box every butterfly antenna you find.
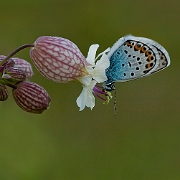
[114,85,117,115]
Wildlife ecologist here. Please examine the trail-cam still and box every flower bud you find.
[3,67,26,82]
[12,57,34,80]
[30,36,88,83]
[0,55,34,80]
[12,81,51,114]
[0,84,8,101]
[0,55,15,71]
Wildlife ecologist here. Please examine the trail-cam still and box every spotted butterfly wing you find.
[104,35,170,91]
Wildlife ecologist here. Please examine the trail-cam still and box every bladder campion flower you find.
[12,81,51,114]
[0,55,34,81]
[30,36,89,82]
[76,44,111,110]
[0,48,49,114]
[11,57,34,80]
[0,84,8,101]
[30,36,112,110]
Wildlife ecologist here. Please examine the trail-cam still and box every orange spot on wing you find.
[140,46,146,53]
[146,64,151,69]
[126,41,133,47]
[147,56,152,62]
[134,43,141,51]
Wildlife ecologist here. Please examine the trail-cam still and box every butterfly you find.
[103,35,170,91]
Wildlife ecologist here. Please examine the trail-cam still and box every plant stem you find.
[0,44,34,66]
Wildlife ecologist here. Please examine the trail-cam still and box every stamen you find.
[93,91,106,100]
[92,84,112,103]
[93,86,107,95]
[95,84,104,89]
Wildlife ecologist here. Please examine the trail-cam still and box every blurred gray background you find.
[0,0,179,179]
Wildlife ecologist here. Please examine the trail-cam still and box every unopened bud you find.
[12,81,51,114]
[3,67,26,82]
[30,36,88,83]
[0,84,8,101]
[12,57,34,80]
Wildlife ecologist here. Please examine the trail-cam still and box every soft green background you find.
[0,0,179,179]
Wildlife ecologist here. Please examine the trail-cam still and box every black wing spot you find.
[137,57,140,61]
[136,67,139,70]
[124,50,128,54]
[131,72,134,76]
[143,70,149,73]
[150,62,154,67]
[123,73,126,76]
[161,55,165,60]
[148,51,152,55]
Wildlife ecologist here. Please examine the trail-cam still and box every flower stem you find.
[5,82,17,89]
[0,44,34,66]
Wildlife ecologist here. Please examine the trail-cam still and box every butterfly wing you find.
[143,38,170,73]
[104,35,170,91]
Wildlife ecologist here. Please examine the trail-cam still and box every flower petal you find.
[76,75,92,86]
[86,44,99,65]
[95,47,110,61]
[76,80,96,111]
[91,53,110,83]
[76,87,86,111]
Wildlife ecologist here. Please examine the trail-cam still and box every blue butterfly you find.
[103,35,170,91]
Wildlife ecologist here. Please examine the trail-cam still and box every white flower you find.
[76,44,110,111]
[76,80,96,111]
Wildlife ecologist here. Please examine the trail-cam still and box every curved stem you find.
[6,83,17,89]
[0,44,34,66]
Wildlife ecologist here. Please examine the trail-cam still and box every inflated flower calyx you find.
[0,55,34,80]
[0,84,8,101]
[3,67,26,82]
[12,81,51,114]
[30,36,88,83]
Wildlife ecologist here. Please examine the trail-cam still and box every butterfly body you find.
[104,35,170,91]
